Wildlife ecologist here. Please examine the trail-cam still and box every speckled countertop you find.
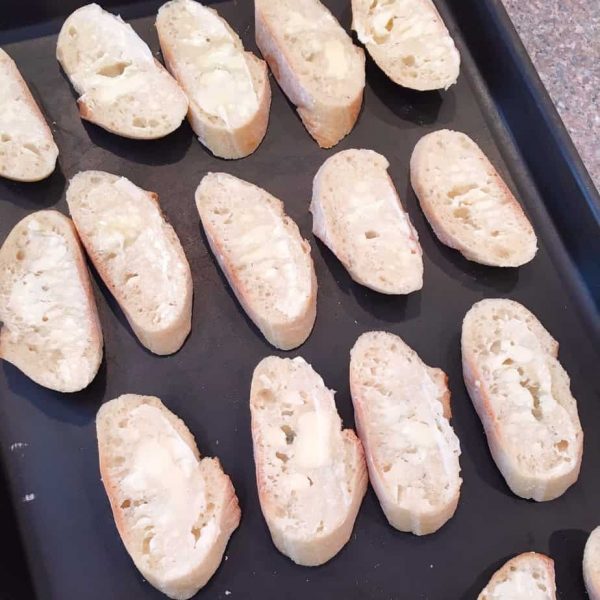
[501,0,599,193]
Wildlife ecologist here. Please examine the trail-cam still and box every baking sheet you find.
[0,1,598,598]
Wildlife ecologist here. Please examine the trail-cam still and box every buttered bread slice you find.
[156,0,271,159]
[195,173,317,350]
[410,129,537,267]
[97,394,241,599]
[478,552,557,600]
[311,149,423,294]
[255,0,365,148]
[67,171,193,355]
[250,356,367,565]
[352,0,460,91]
[57,3,188,139]
[0,49,59,182]
[462,299,583,501]
[350,331,461,534]
[0,211,102,392]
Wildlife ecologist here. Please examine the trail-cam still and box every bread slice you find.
[462,299,583,501]
[410,129,537,267]
[195,172,317,350]
[478,552,556,599]
[584,527,600,600]
[250,356,367,566]
[66,171,192,355]
[0,210,102,392]
[156,0,271,159]
[0,49,58,182]
[311,149,423,294]
[255,0,365,148]
[56,3,188,139]
[351,0,460,91]
[350,331,461,535]
[96,394,240,600]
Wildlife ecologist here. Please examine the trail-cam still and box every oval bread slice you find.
[462,299,583,501]
[255,0,365,148]
[584,527,600,600]
[311,149,423,294]
[156,0,271,159]
[56,3,188,139]
[350,331,461,535]
[0,49,59,182]
[195,172,317,350]
[0,210,102,392]
[351,0,460,90]
[96,394,241,600]
[410,129,537,267]
[478,552,557,600]
[250,356,367,566]
[66,171,193,356]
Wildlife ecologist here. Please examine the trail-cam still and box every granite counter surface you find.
[502,0,599,193]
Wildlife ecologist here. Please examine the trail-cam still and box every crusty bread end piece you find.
[0,210,102,392]
[67,171,192,355]
[311,149,423,294]
[584,527,600,600]
[351,0,460,91]
[478,552,556,599]
[156,0,271,159]
[0,49,58,182]
[195,172,317,350]
[462,299,583,501]
[57,3,188,139]
[350,331,461,535]
[255,0,365,148]
[96,394,241,600]
[411,129,537,267]
[250,356,367,565]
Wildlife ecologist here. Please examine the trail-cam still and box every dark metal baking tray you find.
[0,1,598,598]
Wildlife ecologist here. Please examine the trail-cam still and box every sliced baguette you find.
[250,356,367,565]
[584,527,600,600]
[66,171,192,355]
[311,149,423,294]
[462,299,583,501]
[350,331,461,534]
[0,210,102,392]
[195,172,317,350]
[56,3,188,139]
[156,0,271,159]
[255,0,365,148]
[96,394,240,600]
[351,0,460,91]
[410,129,537,267]
[478,552,556,599]
[0,49,58,182]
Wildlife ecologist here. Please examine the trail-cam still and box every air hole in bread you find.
[0,133,11,142]
[275,451,289,463]
[121,498,131,509]
[402,55,415,67]
[383,464,391,472]
[133,117,147,128]
[23,143,40,156]
[142,528,154,555]
[555,440,569,452]
[68,26,77,38]
[97,61,130,78]
[364,230,379,239]
[448,183,477,198]
[281,424,296,444]
[191,525,202,542]
[15,250,25,260]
